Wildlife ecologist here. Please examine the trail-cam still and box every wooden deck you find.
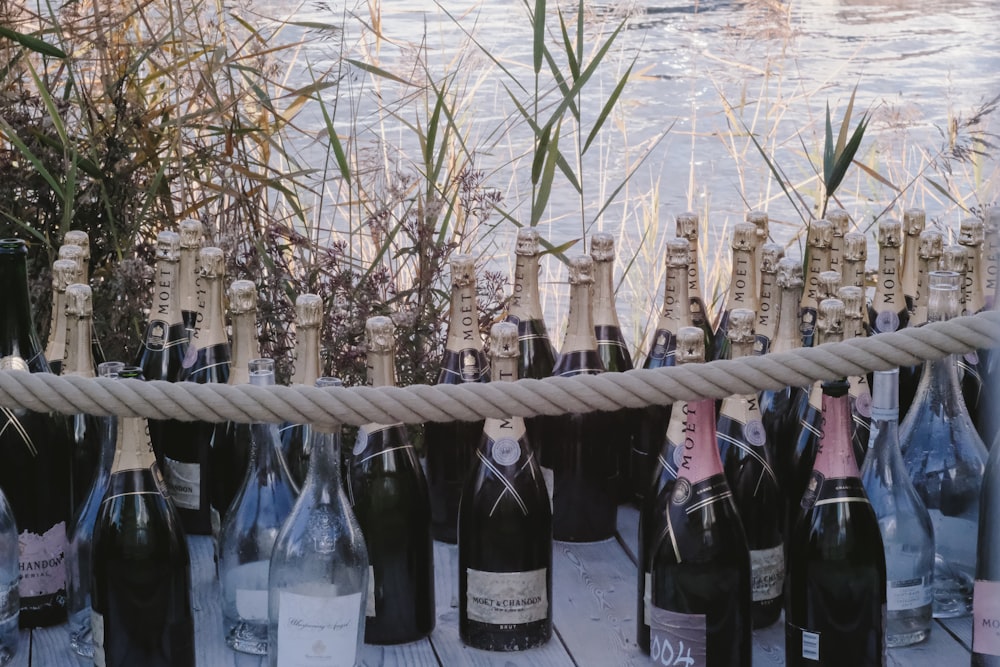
[18,506,973,666]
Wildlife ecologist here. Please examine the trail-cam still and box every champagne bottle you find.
[281,293,323,488]
[785,378,887,667]
[839,286,872,467]
[985,207,1000,311]
[649,363,752,666]
[974,433,1000,665]
[177,218,204,338]
[211,280,261,517]
[747,210,769,295]
[716,310,783,629]
[676,212,717,355]
[759,258,807,474]
[818,269,841,302]
[348,316,435,644]
[715,222,758,360]
[220,359,298,655]
[135,231,189,384]
[0,238,72,628]
[841,231,868,290]
[958,219,987,427]
[911,230,944,327]
[426,255,489,543]
[860,369,935,647]
[755,243,784,355]
[459,321,552,651]
[0,484,17,663]
[801,219,833,347]
[549,255,619,542]
[63,230,105,367]
[900,270,987,618]
[785,299,847,541]
[90,366,194,667]
[268,378,368,667]
[869,219,909,336]
[62,284,104,514]
[591,233,637,503]
[901,209,926,314]
[44,258,81,376]
[170,246,231,535]
[827,208,850,278]
[66,361,121,659]
[634,238,692,504]
[636,327,703,653]
[57,243,85,277]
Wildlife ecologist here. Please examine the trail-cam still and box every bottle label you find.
[18,522,67,599]
[163,456,201,510]
[491,438,522,466]
[887,576,932,612]
[648,329,676,364]
[144,319,168,350]
[743,419,767,447]
[974,579,1000,656]
[875,309,900,333]
[465,568,548,625]
[648,606,707,666]
[92,610,106,667]
[787,622,821,661]
[800,474,869,511]
[750,545,785,602]
[277,590,362,667]
[366,565,376,618]
[235,587,269,622]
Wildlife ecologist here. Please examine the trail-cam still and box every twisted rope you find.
[0,311,997,431]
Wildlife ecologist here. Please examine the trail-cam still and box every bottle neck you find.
[191,275,227,349]
[756,271,779,342]
[304,426,342,502]
[0,253,44,367]
[842,257,866,290]
[726,248,758,312]
[111,417,157,474]
[561,281,598,354]
[802,247,831,308]
[676,397,724,484]
[685,241,703,299]
[845,316,866,340]
[772,284,803,353]
[873,244,903,314]
[62,314,95,378]
[592,259,621,328]
[366,349,397,388]
[445,282,483,352]
[912,256,933,326]
[655,264,691,333]
[729,339,754,360]
[179,248,200,316]
[45,289,68,364]
[813,390,860,480]
[483,355,526,442]
[962,244,985,314]
[986,230,999,309]
[152,258,184,326]
[509,254,544,321]
[868,372,901,460]
[829,234,844,275]
[901,235,920,300]
[292,325,321,386]
[228,311,258,385]
[490,355,517,383]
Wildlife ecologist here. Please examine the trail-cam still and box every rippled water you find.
[253,0,999,326]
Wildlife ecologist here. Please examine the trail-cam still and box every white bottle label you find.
[277,589,362,667]
[466,568,548,625]
[18,522,67,598]
[235,587,269,622]
[366,565,376,618]
[541,467,554,508]
[163,456,201,510]
[973,579,1000,656]
[91,611,106,667]
[750,545,784,602]
[887,576,932,611]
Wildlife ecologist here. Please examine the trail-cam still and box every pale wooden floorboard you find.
[939,615,973,651]
[6,630,28,667]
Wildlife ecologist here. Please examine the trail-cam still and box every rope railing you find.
[1,310,999,431]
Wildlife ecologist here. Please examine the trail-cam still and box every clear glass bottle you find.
[220,358,299,655]
[281,293,324,488]
[676,212,717,355]
[755,243,784,355]
[974,431,1000,666]
[901,209,926,314]
[66,360,122,659]
[800,219,833,348]
[900,270,988,618]
[860,369,934,647]
[715,222,758,360]
[0,481,17,665]
[841,232,868,291]
[459,321,552,651]
[43,258,82,376]
[348,316,434,645]
[268,378,368,667]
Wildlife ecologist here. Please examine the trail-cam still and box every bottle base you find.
[886,627,930,648]
[931,559,974,618]
[225,621,269,655]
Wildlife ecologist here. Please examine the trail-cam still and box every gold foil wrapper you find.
[198,247,225,279]
[675,212,699,240]
[760,243,784,273]
[959,217,985,247]
[514,228,541,257]
[63,231,90,259]
[808,219,833,249]
[489,321,519,359]
[776,257,804,289]
[568,254,594,285]
[450,254,476,288]
[732,222,755,250]
[365,316,395,353]
[826,209,849,237]
[903,209,926,236]
[179,218,205,249]
[676,326,705,364]
[941,245,968,275]
[837,286,865,320]
[64,283,93,318]
[156,230,181,262]
[52,258,82,291]
[726,309,756,344]
[843,232,868,262]
[58,244,85,274]
[666,238,691,267]
[817,298,845,337]
[918,230,944,261]
[228,280,257,315]
[590,232,615,263]
[818,270,842,299]
[878,219,902,248]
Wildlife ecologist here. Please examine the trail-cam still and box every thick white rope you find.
[0,311,997,430]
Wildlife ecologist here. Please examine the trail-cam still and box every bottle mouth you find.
[0,239,27,254]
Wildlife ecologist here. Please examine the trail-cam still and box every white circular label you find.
[353,427,369,456]
[965,351,980,365]
[875,310,900,333]
[744,420,767,447]
[492,438,521,466]
[854,391,872,418]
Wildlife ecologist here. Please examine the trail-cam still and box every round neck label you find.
[744,420,767,447]
[875,310,900,333]
[492,438,521,466]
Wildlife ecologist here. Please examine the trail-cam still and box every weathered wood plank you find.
[6,630,28,667]
[429,541,574,666]
[939,615,973,651]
